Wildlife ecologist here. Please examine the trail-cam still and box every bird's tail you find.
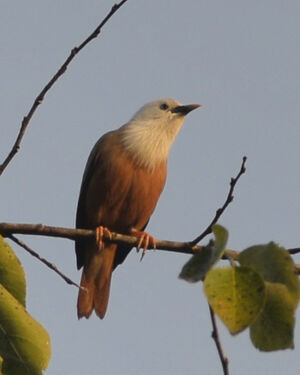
[77,244,117,319]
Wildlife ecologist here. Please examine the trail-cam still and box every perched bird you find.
[75,98,200,319]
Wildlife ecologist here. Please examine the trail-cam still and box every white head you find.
[120,98,200,170]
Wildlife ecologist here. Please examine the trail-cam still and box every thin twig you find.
[8,235,83,290]
[190,156,247,245]
[208,304,230,375]
[0,0,129,176]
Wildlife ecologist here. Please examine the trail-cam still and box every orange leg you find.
[95,226,112,251]
[130,228,156,260]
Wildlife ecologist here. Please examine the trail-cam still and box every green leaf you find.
[238,242,300,304]
[179,225,228,282]
[0,236,26,306]
[204,266,265,334]
[0,284,51,375]
[238,242,300,350]
[250,282,295,351]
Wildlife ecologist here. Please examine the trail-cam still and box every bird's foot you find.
[95,226,112,251]
[131,228,156,261]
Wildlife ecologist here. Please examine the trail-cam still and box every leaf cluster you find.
[0,236,51,375]
[180,225,300,351]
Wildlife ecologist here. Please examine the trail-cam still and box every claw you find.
[95,226,112,251]
[131,229,156,261]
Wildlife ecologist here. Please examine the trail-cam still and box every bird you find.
[75,98,200,319]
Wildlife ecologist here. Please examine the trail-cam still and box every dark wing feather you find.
[112,244,132,270]
[112,220,149,270]
[75,135,107,269]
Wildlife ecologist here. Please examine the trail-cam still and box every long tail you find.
[77,244,117,319]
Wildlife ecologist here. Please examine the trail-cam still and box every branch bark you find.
[1,222,299,262]
[0,222,201,255]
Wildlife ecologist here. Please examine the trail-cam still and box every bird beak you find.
[171,104,201,115]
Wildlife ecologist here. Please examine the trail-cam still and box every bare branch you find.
[208,304,230,375]
[1,222,299,273]
[0,222,201,255]
[190,156,247,245]
[9,235,82,290]
[0,0,129,176]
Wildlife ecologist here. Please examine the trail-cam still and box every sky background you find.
[1,1,300,374]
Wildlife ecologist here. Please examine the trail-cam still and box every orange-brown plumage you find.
[76,98,200,319]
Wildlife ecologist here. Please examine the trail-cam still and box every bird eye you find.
[160,103,169,110]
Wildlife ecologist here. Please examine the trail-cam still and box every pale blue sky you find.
[1,1,300,374]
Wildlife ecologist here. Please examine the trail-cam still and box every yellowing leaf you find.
[204,266,265,334]
[0,284,51,375]
[179,225,228,282]
[250,282,295,351]
[0,236,26,306]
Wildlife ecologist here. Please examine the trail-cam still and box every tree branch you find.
[0,0,129,176]
[0,222,201,255]
[0,222,299,264]
[9,235,82,290]
[208,304,230,375]
[190,156,247,245]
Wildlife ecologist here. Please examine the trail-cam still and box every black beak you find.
[171,103,201,115]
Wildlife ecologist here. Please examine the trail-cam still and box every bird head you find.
[120,98,200,170]
[130,98,200,126]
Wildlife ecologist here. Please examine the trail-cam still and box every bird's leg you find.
[130,228,156,260]
[95,226,112,251]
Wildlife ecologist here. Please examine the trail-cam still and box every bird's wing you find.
[112,220,149,270]
[75,132,113,269]
[112,243,133,270]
